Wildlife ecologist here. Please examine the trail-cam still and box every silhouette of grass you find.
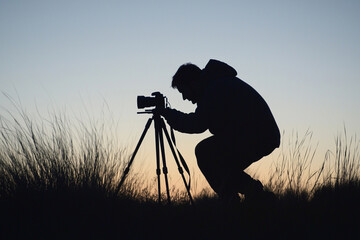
[0,106,359,239]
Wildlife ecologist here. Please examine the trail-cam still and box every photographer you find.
[161,59,280,203]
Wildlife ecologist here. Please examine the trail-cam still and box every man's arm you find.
[161,108,207,134]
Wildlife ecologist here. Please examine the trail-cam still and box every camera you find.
[137,92,165,110]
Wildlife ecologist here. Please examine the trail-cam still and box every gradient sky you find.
[1,0,359,192]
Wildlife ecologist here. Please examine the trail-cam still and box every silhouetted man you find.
[161,59,280,202]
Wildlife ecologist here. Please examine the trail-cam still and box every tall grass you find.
[0,102,359,239]
[267,129,320,196]
[0,105,142,201]
[266,128,360,200]
[330,128,359,186]
[1,105,359,202]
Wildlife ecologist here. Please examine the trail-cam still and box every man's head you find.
[172,63,203,104]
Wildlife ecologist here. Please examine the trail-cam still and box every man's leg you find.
[195,136,266,201]
[195,136,229,197]
[195,136,243,201]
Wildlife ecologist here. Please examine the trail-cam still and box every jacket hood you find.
[201,59,237,81]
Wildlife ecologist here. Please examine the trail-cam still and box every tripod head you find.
[137,109,155,114]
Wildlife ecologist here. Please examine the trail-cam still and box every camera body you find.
[137,92,165,110]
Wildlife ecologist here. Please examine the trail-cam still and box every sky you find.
[1,0,359,193]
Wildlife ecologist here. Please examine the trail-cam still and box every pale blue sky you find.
[1,0,359,190]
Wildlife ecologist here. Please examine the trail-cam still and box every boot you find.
[244,180,277,203]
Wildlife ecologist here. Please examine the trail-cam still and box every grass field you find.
[0,109,359,239]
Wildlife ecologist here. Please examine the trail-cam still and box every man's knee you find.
[195,141,206,170]
[195,137,216,158]
[195,137,215,170]
[195,140,205,159]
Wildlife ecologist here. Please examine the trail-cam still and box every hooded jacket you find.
[163,59,280,155]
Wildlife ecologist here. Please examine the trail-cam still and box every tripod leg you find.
[154,118,162,204]
[155,115,171,204]
[115,117,153,195]
[160,118,194,205]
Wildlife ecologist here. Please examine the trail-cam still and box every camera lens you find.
[137,96,156,109]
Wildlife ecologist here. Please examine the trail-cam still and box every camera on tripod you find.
[137,92,165,110]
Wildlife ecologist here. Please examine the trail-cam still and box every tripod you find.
[116,109,194,205]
